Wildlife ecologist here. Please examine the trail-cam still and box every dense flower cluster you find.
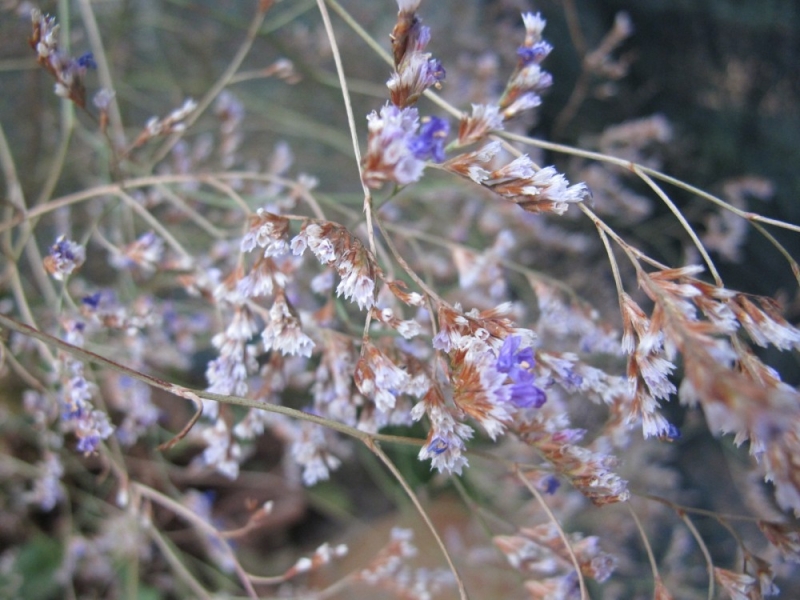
[29,10,95,107]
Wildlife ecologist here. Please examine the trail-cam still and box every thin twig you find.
[634,164,722,286]
[516,466,588,600]
[316,0,378,258]
[366,438,470,600]
[626,501,663,589]
[149,3,270,167]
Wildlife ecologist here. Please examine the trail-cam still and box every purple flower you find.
[81,292,102,309]
[408,116,449,162]
[517,41,552,65]
[76,434,101,454]
[76,52,96,69]
[496,335,546,409]
[44,235,85,280]
[541,475,560,494]
[508,370,546,408]
[663,422,681,442]
[496,335,533,373]
[427,437,449,455]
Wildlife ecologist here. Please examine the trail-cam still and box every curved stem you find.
[626,501,662,589]
[366,438,470,600]
[0,313,425,451]
[148,4,270,168]
[316,0,378,258]
[516,466,588,600]
[633,164,722,286]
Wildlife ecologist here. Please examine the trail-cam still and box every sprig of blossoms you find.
[412,385,473,475]
[444,142,590,215]
[56,321,115,454]
[29,10,96,108]
[495,523,617,588]
[498,12,554,120]
[131,98,197,148]
[388,0,445,108]
[362,104,449,188]
[291,220,381,311]
[447,334,546,440]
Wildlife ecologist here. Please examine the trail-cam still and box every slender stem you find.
[149,4,270,167]
[596,219,626,303]
[372,215,449,308]
[678,511,716,600]
[76,0,125,143]
[0,313,425,450]
[145,520,215,600]
[634,164,722,286]
[516,466,588,600]
[135,483,258,599]
[366,438,470,600]
[114,190,193,260]
[626,501,662,587]
[316,0,378,257]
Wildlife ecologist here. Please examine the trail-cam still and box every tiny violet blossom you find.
[363,104,425,188]
[44,235,86,280]
[408,116,449,163]
[496,335,546,409]
[497,12,554,120]
[412,386,474,475]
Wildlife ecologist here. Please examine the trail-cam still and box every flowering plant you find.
[1,1,799,598]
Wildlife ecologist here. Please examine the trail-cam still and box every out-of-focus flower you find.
[44,235,85,280]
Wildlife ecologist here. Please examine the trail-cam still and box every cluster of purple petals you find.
[517,41,552,66]
[408,116,449,163]
[496,335,546,408]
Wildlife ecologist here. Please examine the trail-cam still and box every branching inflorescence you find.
[1,0,799,598]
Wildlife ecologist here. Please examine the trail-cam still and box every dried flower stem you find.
[626,501,664,591]
[149,5,270,167]
[115,190,193,260]
[146,525,215,600]
[373,214,448,307]
[315,0,380,259]
[366,438,470,600]
[677,512,716,600]
[633,164,722,286]
[134,482,259,598]
[76,0,124,145]
[516,465,589,600]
